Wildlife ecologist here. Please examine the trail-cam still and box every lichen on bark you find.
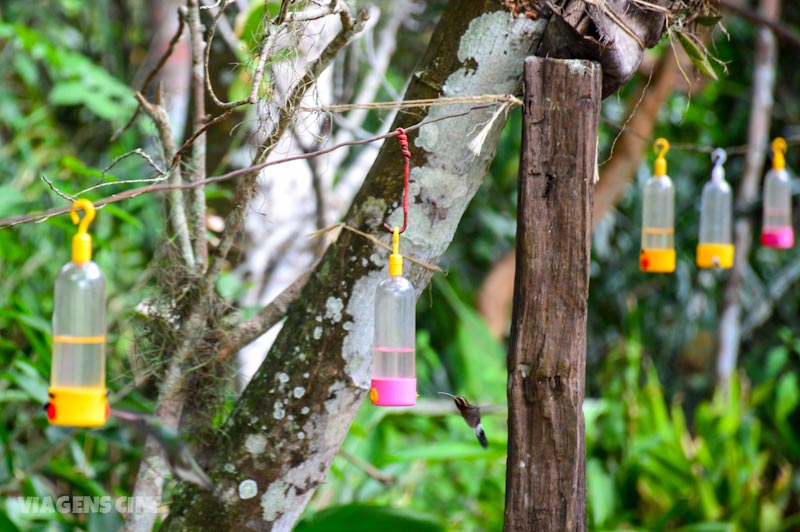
[160,2,548,531]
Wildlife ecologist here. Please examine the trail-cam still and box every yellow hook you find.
[389,227,403,277]
[70,199,96,264]
[772,137,787,170]
[653,138,669,177]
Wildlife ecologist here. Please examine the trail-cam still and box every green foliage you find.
[586,333,799,531]
[295,503,444,532]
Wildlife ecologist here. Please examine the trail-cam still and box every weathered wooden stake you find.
[503,57,600,532]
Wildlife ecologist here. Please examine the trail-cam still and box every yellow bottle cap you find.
[70,199,95,264]
[389,227,403,277]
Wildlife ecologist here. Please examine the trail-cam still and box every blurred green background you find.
[2,1,800,531]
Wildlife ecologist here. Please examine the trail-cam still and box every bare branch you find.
[173,110,234,165]
[337,449,395,486]
[719,0,800,48]
[202,6,370,298]
[135,91,195,268]
[111,10,187,142]
[186,0,209,270]
[0,105,491,229]
[218,269,313,360]
[40,175,76,203]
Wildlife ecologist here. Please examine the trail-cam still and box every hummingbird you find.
[438,392,488,448]
[110,408,219,496]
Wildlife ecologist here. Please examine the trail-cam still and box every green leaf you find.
[8,359,49,403]
[587,458,615,527]
[674,523,734,532]
[0,510,22,532]
[695,15,722,26]
[295,504,444,532]
[775,372,799,421]
[676,31,718,81]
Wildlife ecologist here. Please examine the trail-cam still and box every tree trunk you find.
[717,0,781,387]
[503,57,600,532]
[161,4,549,531]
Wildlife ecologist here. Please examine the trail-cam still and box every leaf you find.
[295,504,444,532]
[775,372,800,421]
[0,510,22,532]
[676,31,718,81]
[587,458,615,527]
[695,15,722,26]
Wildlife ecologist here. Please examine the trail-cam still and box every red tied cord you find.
[384,127,411,233]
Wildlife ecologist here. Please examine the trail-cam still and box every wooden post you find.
[503,57,600,532]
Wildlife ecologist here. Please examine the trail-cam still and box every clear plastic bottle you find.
[697,149,734,269]
[52,262,106,388]
[370,230,416,407]
[640,139,676,273]
[761,138,793,248]
[47,200,109,427]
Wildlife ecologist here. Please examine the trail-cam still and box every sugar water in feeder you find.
[640,138,676,273]
[761,137,793,249]
[46,200,109,427]
[370,228,416,407]
[697,148,734,269]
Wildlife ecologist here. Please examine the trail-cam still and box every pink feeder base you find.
[369,377,417,406]
[761,227,794,249]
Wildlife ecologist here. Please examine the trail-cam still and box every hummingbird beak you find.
[437,391,457,399]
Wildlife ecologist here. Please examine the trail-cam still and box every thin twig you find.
[40,175,76,202]
[0,106,491,229]
[77,149,168,196]
[202,6,369,300]
[111,10,187,142]
[719,0,800,48]
[309,223,444,273]
[172,108,234,165]
[337,449,395,486]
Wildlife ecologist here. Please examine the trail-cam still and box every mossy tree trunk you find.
[162,3,548,530]
[156,0,672,530]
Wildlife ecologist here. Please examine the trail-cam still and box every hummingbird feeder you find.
[761,137,793,249]
[640,138,676,273]
[46,199,109,427]
[697,148,734,269]
[370,128,416,407]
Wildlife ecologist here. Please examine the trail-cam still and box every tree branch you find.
[719,0,800,49]
[717,0,781,387]
[201,7,369,298]
[218,269,312,360]
[111,10,186,143]
[0,105,493,230]
[186,0,209,270]
[135,91,196,269]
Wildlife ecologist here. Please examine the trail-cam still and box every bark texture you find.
[162,4,548,531]
[503,57,600,532]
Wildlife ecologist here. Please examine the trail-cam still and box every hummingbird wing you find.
[475,422,488,448]
[111,408,219,495]
[171,448,220,496]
